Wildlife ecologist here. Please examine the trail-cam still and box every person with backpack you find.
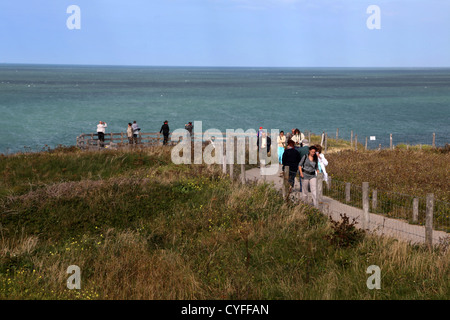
[299,145,320,206]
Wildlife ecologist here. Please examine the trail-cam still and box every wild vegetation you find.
[0,146,448,299]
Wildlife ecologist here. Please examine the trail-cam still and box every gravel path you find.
[244,166,449,246]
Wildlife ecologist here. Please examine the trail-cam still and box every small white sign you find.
[370,136,376,141]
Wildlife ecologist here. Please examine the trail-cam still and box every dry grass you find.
[1,146,449,300]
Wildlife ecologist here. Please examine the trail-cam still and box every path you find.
[244,166,448,246]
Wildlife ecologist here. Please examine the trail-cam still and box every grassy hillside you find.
[0,147,448,299]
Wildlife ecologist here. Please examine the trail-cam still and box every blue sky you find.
[1,0,449,67]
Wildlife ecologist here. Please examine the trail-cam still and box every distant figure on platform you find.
[282,139,302,192]
[97,121,107,147]
[185,122,193,136]
[127,123,133,144]
[160,120,170,145]
[131,121,141,144]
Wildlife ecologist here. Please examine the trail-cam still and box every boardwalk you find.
[244,166,449,246]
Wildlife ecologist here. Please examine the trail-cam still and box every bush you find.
[325,214,365,248]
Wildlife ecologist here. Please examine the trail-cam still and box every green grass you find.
[0,146,448,300]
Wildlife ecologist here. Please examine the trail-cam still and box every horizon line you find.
[1,62,450,69]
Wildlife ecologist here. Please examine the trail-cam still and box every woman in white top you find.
[277,131,286,164]
[292,128,305,152]
[315,144,329,182]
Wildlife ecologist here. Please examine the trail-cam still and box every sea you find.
[0,64,449,154]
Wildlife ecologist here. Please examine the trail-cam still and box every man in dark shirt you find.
[298,139,310,159]
[160,120,170,145]
[282,139,302,191]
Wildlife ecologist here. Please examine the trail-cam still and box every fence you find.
[76,131,258,150]
[221,158,449,247]
[331,129,444,151]
[76,132,177,149]
[321,177,449,246]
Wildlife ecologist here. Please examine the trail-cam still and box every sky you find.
[0,0,449,67]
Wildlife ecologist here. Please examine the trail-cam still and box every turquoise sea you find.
[0,64,449,154]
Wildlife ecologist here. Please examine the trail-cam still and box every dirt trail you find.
[244,166,448,246]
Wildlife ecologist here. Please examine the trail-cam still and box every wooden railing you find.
[76,132,177,150]
[76,131,266,150]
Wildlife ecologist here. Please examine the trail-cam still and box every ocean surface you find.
[0,64,449,154]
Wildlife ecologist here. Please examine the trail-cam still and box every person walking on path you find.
[127,123,133,144]
[160,120,170,145]
[286,128,295,142]
[299,145,320,206]
[315,144,329,182]
[131,121,141,144]
[277,131,286,176]
[292,129,305,151]
[282,139,302,192]
[295,139,310,191]
[97,121,107,148]
[298,139,310,159]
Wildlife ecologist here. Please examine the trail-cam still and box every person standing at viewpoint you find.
[97,121,107,147]
[160,120,170,145]
[131,121,141,144]
[127,123,133,144]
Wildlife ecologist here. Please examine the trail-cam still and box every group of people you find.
[275,128,328,207]
[96,120,174,146]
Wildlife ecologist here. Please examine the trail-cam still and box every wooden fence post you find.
[365,137,368,151]
[362,182,370,230]
[308,131,311,144]
[372,189,377,211]
[345,183,351,203]
[390,134,393,150]
[350,131,353,148]
[222,153,227,175]
[355,134,358,151]
[229,162,234,181]
[316,173,324,210]
[425,194,434,248]
[432,133,436,148]
[241,163,246,184]
[412,198,419,223]
[336,128,339,140]
[324,133,328,154]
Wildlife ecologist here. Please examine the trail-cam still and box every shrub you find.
[325,214,365,248]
